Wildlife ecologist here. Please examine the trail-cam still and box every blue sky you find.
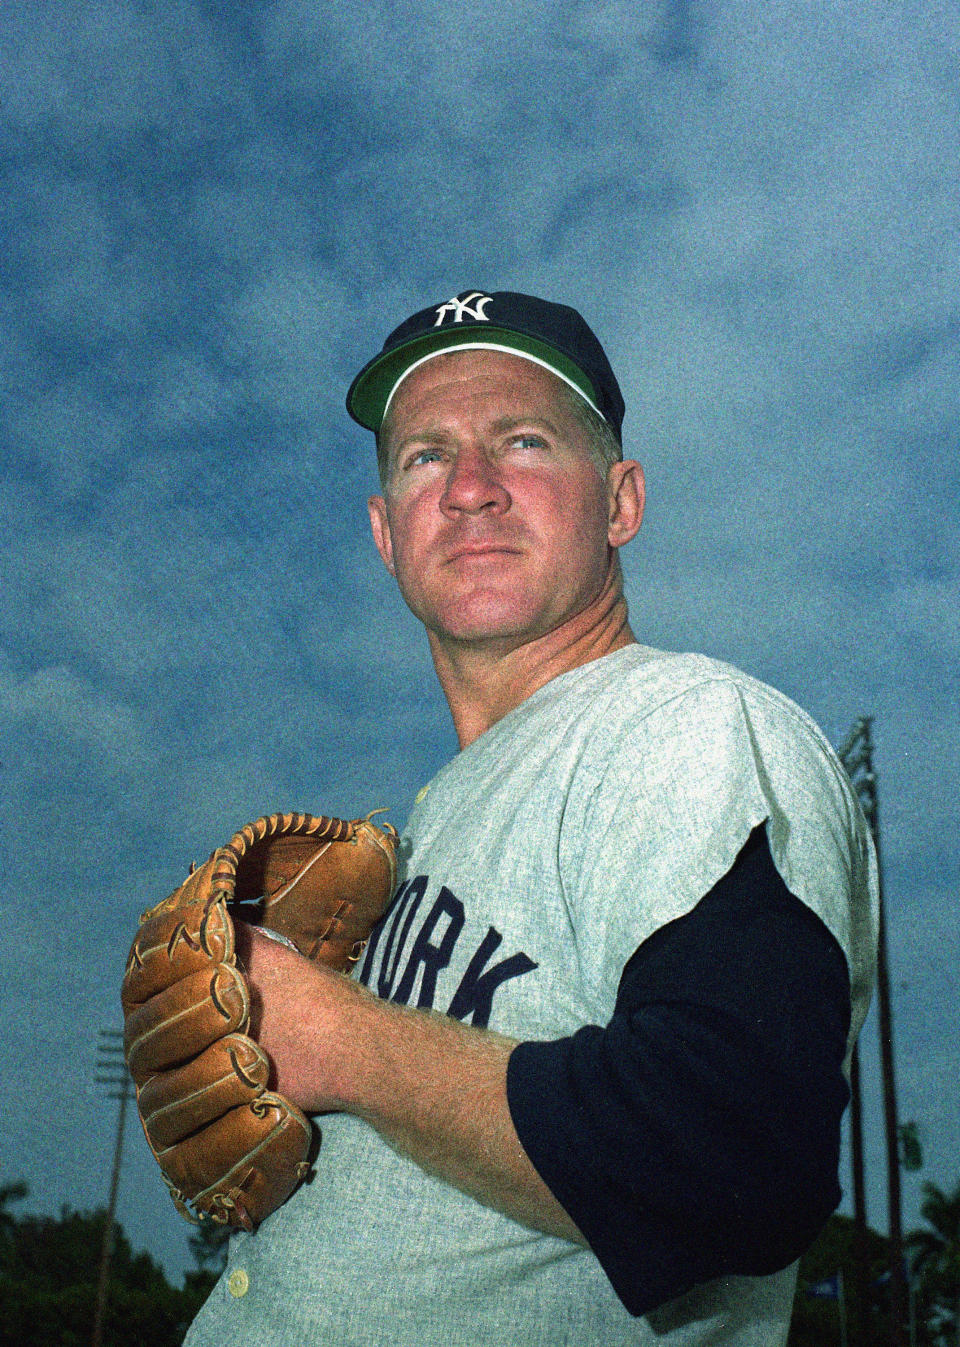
[2,0,958,1282]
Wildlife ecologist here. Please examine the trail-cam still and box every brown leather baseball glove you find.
[121,810,398,1231]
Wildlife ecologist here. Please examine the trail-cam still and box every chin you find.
[422,596,532,644]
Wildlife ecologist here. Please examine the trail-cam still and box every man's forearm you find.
[241,927,585,1245]
[331,977,585,1242]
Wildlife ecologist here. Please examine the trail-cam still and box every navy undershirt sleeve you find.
[506,825,852,1317]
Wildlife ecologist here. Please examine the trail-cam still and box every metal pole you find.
[837,723,873,1343]
[841,718,907,1347]
[838,1268,849,1347]
[864,723,907,1347]
[92,1030,133,1347]
[848,1041,869,1341]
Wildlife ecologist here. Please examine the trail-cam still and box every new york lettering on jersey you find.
[356,876,538,1027]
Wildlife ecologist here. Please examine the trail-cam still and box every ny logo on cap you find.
[433,292,493,326]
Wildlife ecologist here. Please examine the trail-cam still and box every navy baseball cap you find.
[346,289,625,442]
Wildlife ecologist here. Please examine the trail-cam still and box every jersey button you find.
[227,1268,250,1298]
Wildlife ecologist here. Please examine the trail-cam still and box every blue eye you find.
[514,434,546,449]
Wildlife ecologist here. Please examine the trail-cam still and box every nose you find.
[439,446,511,517]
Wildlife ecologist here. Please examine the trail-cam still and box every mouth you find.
[444,544,522,564]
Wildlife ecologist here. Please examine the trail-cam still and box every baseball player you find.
[179,290,878,1345]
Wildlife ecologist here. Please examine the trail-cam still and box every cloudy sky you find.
[1,0,957,1284]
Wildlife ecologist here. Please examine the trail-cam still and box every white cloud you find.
[0,659,152,768]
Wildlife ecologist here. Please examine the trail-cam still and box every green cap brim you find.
[347,327,601,432]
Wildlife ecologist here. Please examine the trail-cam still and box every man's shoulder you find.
[536,646,844,802]
[557,645,821,736]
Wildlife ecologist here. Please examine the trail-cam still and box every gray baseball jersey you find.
[185,645,877,1346]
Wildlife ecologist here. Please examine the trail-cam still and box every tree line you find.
[1,1177,957,1345]
[789,1181,960,1347]
[0,1180,226,1347]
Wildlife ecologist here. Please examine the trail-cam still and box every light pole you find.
[92,1028,134,1347]
[838,716,907,1347]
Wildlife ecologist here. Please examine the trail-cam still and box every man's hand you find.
[233,923,585,1245]
[234,923,347,1108]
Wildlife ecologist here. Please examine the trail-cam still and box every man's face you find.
[368,349,636,652]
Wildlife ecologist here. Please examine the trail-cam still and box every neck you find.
[428,562,636,748]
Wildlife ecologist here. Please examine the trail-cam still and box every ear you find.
[367,495,396,576]
[606,460,645,548]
